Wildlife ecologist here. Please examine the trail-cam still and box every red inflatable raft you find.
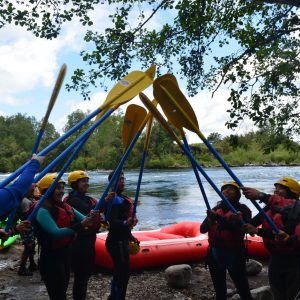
[95,221,269,270]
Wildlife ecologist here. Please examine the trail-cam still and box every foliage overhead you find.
[1,0,300,137]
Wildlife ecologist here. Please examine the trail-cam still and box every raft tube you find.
[95,221,269,270]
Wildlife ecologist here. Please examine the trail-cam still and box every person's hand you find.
[127,217,136,229]
[0,229,11,241]
[15,220,31,234]
[207,210,217,222]
[81,215,96,229]
[275,230,290,242]
[242,187,263,200]
[229,211,243,223]
[242,223,258,236]
[105,192,116,203]
[31,154,45,164]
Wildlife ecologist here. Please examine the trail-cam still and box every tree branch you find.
[259,0,300,8]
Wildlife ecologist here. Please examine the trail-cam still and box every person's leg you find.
[207,250,227,300]
[28,240,37,271]
[72,236,96,300]
[285,265,300,300]
[106,239,130,300]
[268,261,286,300]
[228,255,253,300]
[39,251,69,300]
[18,242,32,276]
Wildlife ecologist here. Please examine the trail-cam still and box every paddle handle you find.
[202,138,279,233]
[133,151,147,217]
[181,135,210,210]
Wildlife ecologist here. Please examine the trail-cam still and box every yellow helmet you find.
[68,170,89,186]
[129,240,140,256]
[221,181,240,191]
[274,177,300,198]
[38,173,65,194]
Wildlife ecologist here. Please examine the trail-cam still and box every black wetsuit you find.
[66,191,97,300]
[105,195,134,300]
[200,202,253,300]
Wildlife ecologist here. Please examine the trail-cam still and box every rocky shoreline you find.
[0,242,272,300]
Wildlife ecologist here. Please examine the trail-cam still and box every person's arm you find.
[0,158,41,215]
[200,216,210,233]
[36,208,82,239]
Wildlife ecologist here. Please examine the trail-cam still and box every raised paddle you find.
[139,92,245,222]
[95,104,150,211]
[132,111,155,218]
[153,74,279,233]
[4,64,67,233]
[0,65,156,188]
[105,104,149,218]
[32,64,67,155]
[179,128,210,210]
[28,108,114,221]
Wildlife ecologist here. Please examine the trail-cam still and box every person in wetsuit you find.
[65,170,102,300]
[243,177,300,300]
[105,171,138,300]
[35,173,100,300]
[200,182,253,300]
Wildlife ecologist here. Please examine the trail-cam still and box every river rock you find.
[230,286,273,300]
[165,264,192,288]
[246,259,263,276]
[251,286,273,300]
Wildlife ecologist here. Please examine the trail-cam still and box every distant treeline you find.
[0,111,300,173]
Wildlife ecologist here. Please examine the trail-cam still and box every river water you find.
[2,166,300,229]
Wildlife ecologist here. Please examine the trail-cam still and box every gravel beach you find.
[0,242,270,300]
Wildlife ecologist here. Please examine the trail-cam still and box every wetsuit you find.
[0,159,40,216]
[65,191,97,300]
[250,194,300,300]
[200,202,253,300]
[105,195,135,300]
[36,203,85,300]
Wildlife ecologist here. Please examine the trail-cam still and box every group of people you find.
[201,177,300,300]
[0,156,137,300]
[1,154,300,300]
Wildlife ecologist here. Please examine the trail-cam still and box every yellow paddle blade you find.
[95,65,156,121]
[139,93,183,147]
[153,74,202,137]
[122,104,147,150]
[41,63,67,130]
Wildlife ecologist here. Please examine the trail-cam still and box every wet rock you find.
[165,264,192,288]
[246,259,263,276]
[251,286,273,300]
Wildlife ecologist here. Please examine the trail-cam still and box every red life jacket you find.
[35,202,76,250]
[262,195,300,255]
[208,208,245,250]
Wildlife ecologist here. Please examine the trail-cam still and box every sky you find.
[0,3,255,144]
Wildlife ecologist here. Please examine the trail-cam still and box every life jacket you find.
[64,193,97,213]
[262,195,300,255]
[208,206,246,250]
[35,202,76,250]
[106,195,137,240]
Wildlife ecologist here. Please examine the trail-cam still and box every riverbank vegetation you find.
[0,111,300,172]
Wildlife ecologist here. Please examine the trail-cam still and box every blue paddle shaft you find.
[202,138,278,233]
[182,136,210,210]
[0,108,102,189]
[95,130,142,211]
[133,150,147,217]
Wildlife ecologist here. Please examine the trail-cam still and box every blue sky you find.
[0,3,254,144]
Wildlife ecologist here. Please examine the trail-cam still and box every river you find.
[2,166,300,229]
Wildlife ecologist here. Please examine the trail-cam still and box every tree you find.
[2,1,300,137]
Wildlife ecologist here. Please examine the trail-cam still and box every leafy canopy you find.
[1,0,300,137]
